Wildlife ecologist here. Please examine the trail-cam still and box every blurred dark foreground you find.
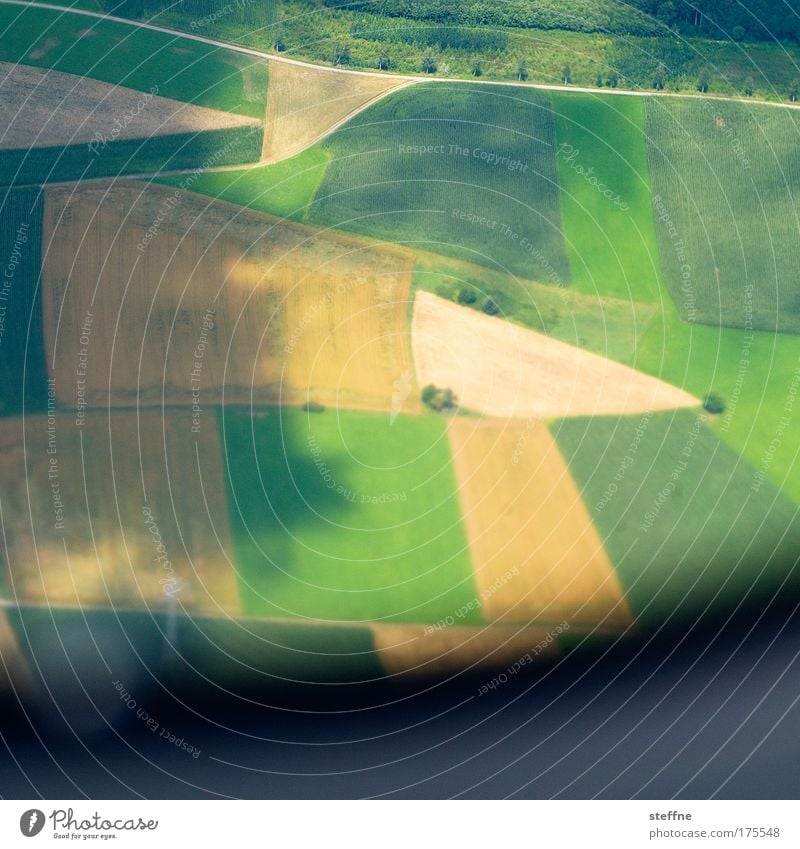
[2,601,800,800]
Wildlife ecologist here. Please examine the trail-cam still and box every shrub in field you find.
[482,297,501,316]
[302,401,327,413]
[455,287,477,306]
[421,385,458,412]
[703,393,726,415]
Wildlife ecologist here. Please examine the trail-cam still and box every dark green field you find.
[646,96,800,334]
[309,83,570,283]
[180,616,384,685]
[553,411,800,630]
[0,4,268,117]
[221,407,480,625]
[0,125,263,186]
[0,188,48,413]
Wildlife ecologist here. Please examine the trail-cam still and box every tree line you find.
[327,0,800,44]
[351,23,508,53]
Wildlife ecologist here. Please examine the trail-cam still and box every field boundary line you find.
[261,79,419,165]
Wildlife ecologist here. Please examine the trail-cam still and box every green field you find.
[0,4,268,117]
[645,96,800,334]
[221,407,479,624]
[157,147,331,222]
[0,188,48,412]
[635,300,800,505]
[553,411,800,630]
[552,92,663,303]
[309,83,570,283]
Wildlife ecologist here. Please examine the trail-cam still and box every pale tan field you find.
[373,623,561,678]
[412,291,698,419]
[262,60,414,162]
[42,183,418,413]
[448,417,634,631]
[0,411,239,615]
[0,62,259,150]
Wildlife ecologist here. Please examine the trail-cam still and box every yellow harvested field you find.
[412,291,698,418]
[42,183,418,413]
[0,410,239,615]
[0,62,259,150]
[262,60,415,162]
[448,417,634,631]
[373,623,561,678]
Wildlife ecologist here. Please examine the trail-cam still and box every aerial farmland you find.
[1,1,799,799]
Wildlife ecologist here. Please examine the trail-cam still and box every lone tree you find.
[421,384,458,413]
[595,73,604,88]
[517,59,528,81]
[789,79,800,102]
[606,71,619,88]
[743,75,755,96]
[471,59,482,77]
[653,62,667,90]
[377,52,390,71]
[332,43,350,66]
[482,297,500,316]
[454,286,477,306]
[273,31,286,52]
[422,52,437,74]
[562,64,572,85]
[703,392,726,415]
[697,67,711,92]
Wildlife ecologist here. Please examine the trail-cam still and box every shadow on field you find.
[214,405,394,684]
